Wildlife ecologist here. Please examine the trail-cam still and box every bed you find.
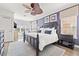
[23,22,59,56]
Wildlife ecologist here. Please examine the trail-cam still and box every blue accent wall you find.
[57,12,61,34]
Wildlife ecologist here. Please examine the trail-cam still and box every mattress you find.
[26,32,37,38]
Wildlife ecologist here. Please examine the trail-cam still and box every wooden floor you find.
[55,44,79,56]
[4,42,79,56]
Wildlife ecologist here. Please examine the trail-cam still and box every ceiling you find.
[0,3,77,21]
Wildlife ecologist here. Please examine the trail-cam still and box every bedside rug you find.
[7,41,65,56]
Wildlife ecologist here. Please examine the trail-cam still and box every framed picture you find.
[37,18,44,28]
[44,16,50,23]
[50,14,57,22]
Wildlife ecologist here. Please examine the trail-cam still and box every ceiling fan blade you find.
[22,3,43,15]
[24,10,31,13]
[22,4,31,10]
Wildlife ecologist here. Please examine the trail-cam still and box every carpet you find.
[7,41,65,56]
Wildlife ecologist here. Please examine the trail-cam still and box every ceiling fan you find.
[22,3,43,15]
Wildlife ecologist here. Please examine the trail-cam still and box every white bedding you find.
[26,32,58,51]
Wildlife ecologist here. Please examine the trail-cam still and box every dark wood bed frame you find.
[23,22,58,56]
[23,32,39,56]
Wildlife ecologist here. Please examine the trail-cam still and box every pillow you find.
[44,28,55,31]
[45,30,52,34]
[39,28,45,33]
[44,28,52,31]
[51,28,56,34]
[40,28,43,30]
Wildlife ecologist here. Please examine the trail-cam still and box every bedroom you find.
[0,3,79,56]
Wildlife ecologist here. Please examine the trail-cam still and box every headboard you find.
[40,21,58,34]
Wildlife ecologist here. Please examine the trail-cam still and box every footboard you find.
[25,33,39,56]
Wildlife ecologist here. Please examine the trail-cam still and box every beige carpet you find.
[7,41,65,56]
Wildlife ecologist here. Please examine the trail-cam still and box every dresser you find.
[58,34,74,49]
[0,31,4,56]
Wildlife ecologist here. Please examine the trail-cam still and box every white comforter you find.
[26,32,58,51]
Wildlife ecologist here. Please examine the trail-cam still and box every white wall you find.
[0,7,13,18]
[0,7,14,42]
[31,21,37,32]
[15,20,32,32]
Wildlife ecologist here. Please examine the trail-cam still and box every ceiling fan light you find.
[31,10,43,15]
[31,12,36,15]
[31,6,43,15]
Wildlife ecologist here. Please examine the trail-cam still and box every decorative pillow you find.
[45,30,52,34]
[45,27,54,31]
[44,27,56,34]
[51,28,56,34]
